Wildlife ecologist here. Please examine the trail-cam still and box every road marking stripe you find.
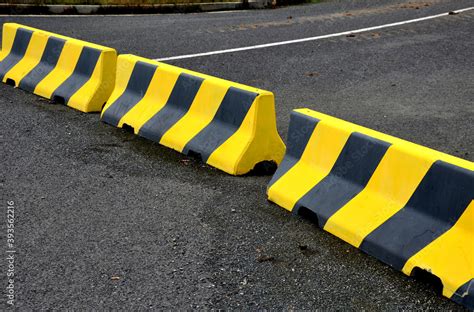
[155,7,474,61]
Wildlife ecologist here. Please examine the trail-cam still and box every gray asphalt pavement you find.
[1,0,473,309]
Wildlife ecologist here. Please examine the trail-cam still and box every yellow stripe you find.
[295,109,474,171]
[101,55,137,117]
[6,23,113,52]
[118,66,180,131]
[67,50,116,113]
[207,99,257,174]
[159,79,228,152]
[0,24,20,62]
[66,54,103,112]
[267,120,350,211]
[33,41,83,99]
[402,201,474,298]
[122,54,263,95]
[323,145,434,247]
[208,92,285,175]
[3,31,49,85]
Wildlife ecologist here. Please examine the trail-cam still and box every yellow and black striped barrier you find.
[0,23,117,112]
[267,108,473,308]
[101,54,286,175]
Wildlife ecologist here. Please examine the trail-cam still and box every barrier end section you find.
[0,23,117,113]
[101,54,285,175]
[267,108,473,309]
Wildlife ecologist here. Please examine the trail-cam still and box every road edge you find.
[0,1,273,15]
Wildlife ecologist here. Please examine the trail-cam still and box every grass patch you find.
[5,0,229,5]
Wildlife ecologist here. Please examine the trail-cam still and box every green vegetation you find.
[4,0,229,4]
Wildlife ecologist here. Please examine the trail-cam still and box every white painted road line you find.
[155,7,474,61]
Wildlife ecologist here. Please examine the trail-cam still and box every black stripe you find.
[138,73,204,143]
[293,132,391,228]
[182,87,257,162]
[451,279,474,310]
[51,46,101,105]
[101,61,157,127]
[18,36,65,93]
[0,28,33,81]
[360,160,474,271]
[268,111,319,187]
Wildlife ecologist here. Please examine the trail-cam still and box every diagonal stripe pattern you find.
[0,23,117,112]
[101,54,286,176]
[267,108,474,310]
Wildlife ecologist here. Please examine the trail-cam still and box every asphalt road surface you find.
[1,0,473,309]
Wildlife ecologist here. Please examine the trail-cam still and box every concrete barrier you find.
[101,54,285,175]
[0,23,116,112]
[268,108,473,309]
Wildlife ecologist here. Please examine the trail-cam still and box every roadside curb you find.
[0,1,272,15]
